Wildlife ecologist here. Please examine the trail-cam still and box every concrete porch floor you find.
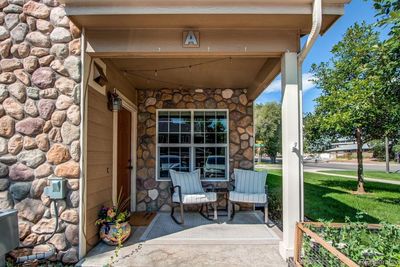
[78,212,287,267]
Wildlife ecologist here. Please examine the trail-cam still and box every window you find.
[156,109,229,181]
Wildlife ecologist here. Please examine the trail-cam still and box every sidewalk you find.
[306,169,400,186]
[256,164,400,186]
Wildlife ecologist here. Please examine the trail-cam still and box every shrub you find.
[302,214,400,267]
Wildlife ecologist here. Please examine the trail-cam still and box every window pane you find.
[158,133,168,143]
[216,119,227,133]
[159,147,170,178]
[181,112,191,132]
[158,147,190,179]
[216,133,227,144]
[180,133,191,144]
[195,147,227,180]
[159,111,169,121]
[205,111,216,132]
[216,111,226,120]
[159,122,168,132]
[205,133,216,144]
[195,147,205,177]
[194,111,204,121]
[169,116,180,132]
[169,134,179,143]
[180,147,190,171]
[194,133,204,144]
[194,121,204,133]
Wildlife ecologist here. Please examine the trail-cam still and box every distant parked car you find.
[304,154,322,163]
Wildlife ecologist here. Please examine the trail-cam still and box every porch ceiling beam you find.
[61,1,347,16]
[85,29,299,57]
[247,58,281,101]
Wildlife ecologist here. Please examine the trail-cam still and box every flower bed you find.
[294,218,400,267]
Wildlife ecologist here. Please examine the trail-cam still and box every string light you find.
[124,57,230,73]
[126,71,204,89]
[123,57,235,89]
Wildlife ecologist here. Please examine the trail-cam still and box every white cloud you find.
[263,72,315,94]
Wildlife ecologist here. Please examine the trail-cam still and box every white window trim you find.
[156,109,230,182]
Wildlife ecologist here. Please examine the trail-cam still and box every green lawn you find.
[262,169,400,224]
[318,170,400,181]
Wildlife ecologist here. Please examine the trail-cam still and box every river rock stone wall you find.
[0,0,81,264]
[137,88,254,211]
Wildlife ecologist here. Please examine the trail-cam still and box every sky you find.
[255,0,384,113]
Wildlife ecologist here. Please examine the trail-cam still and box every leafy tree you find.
[371,0,400,169]
[304,113,334,153]
[309,23,393,193]
[369,140,386,160]
[255,102,281,163]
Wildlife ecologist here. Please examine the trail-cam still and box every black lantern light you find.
[107,90,122,111]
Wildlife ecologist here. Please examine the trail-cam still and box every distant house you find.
[326,140,372,159]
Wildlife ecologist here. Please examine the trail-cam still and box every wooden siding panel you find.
[85,87,113,251]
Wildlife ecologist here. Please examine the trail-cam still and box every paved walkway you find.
[257,164,400,186]
[308,170,400,186]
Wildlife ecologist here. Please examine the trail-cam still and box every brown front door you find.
[117,107,132,211]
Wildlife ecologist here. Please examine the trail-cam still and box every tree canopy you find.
[255,102,281,163]
[306,22,400,193]
[309,23,391,141]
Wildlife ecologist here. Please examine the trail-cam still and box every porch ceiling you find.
[61,0,349,35]
[106,57,280,99]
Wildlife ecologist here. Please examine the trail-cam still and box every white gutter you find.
[297,0,322,221]
[298,0,322,64]
[78,27,87,260]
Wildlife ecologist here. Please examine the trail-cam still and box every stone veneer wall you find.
[0,0,81,264]
[136,88,254,211]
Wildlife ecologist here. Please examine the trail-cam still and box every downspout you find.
[297,0,322,221]
[298,0,322,65]
[78,26,87,260]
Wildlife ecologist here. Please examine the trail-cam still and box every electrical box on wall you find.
[44,178,67,200]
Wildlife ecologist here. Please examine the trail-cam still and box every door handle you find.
[128,159,133,170]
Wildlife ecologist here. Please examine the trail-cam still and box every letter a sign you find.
[183,30,200,48]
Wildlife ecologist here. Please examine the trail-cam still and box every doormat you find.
[130,211,157,226]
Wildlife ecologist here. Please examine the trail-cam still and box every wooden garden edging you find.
[294,222,359,267]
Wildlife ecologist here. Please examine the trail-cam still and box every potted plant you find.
[96,191,131,246]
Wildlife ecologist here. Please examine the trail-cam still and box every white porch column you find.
[279,52,304,259]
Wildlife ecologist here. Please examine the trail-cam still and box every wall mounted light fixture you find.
[107,89,122,111]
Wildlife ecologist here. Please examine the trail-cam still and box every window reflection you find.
[158,111,191,144]
[159,147,190,179]
[157,110,228,180]
[195,147,226,179]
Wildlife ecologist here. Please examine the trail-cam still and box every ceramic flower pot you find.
[99,221,131,245]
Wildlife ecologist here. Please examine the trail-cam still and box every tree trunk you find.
[385,136,390,173]
[355,128,365,193]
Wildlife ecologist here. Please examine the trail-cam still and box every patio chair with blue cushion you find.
[228,168,268,223]
[169,169,218,224]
